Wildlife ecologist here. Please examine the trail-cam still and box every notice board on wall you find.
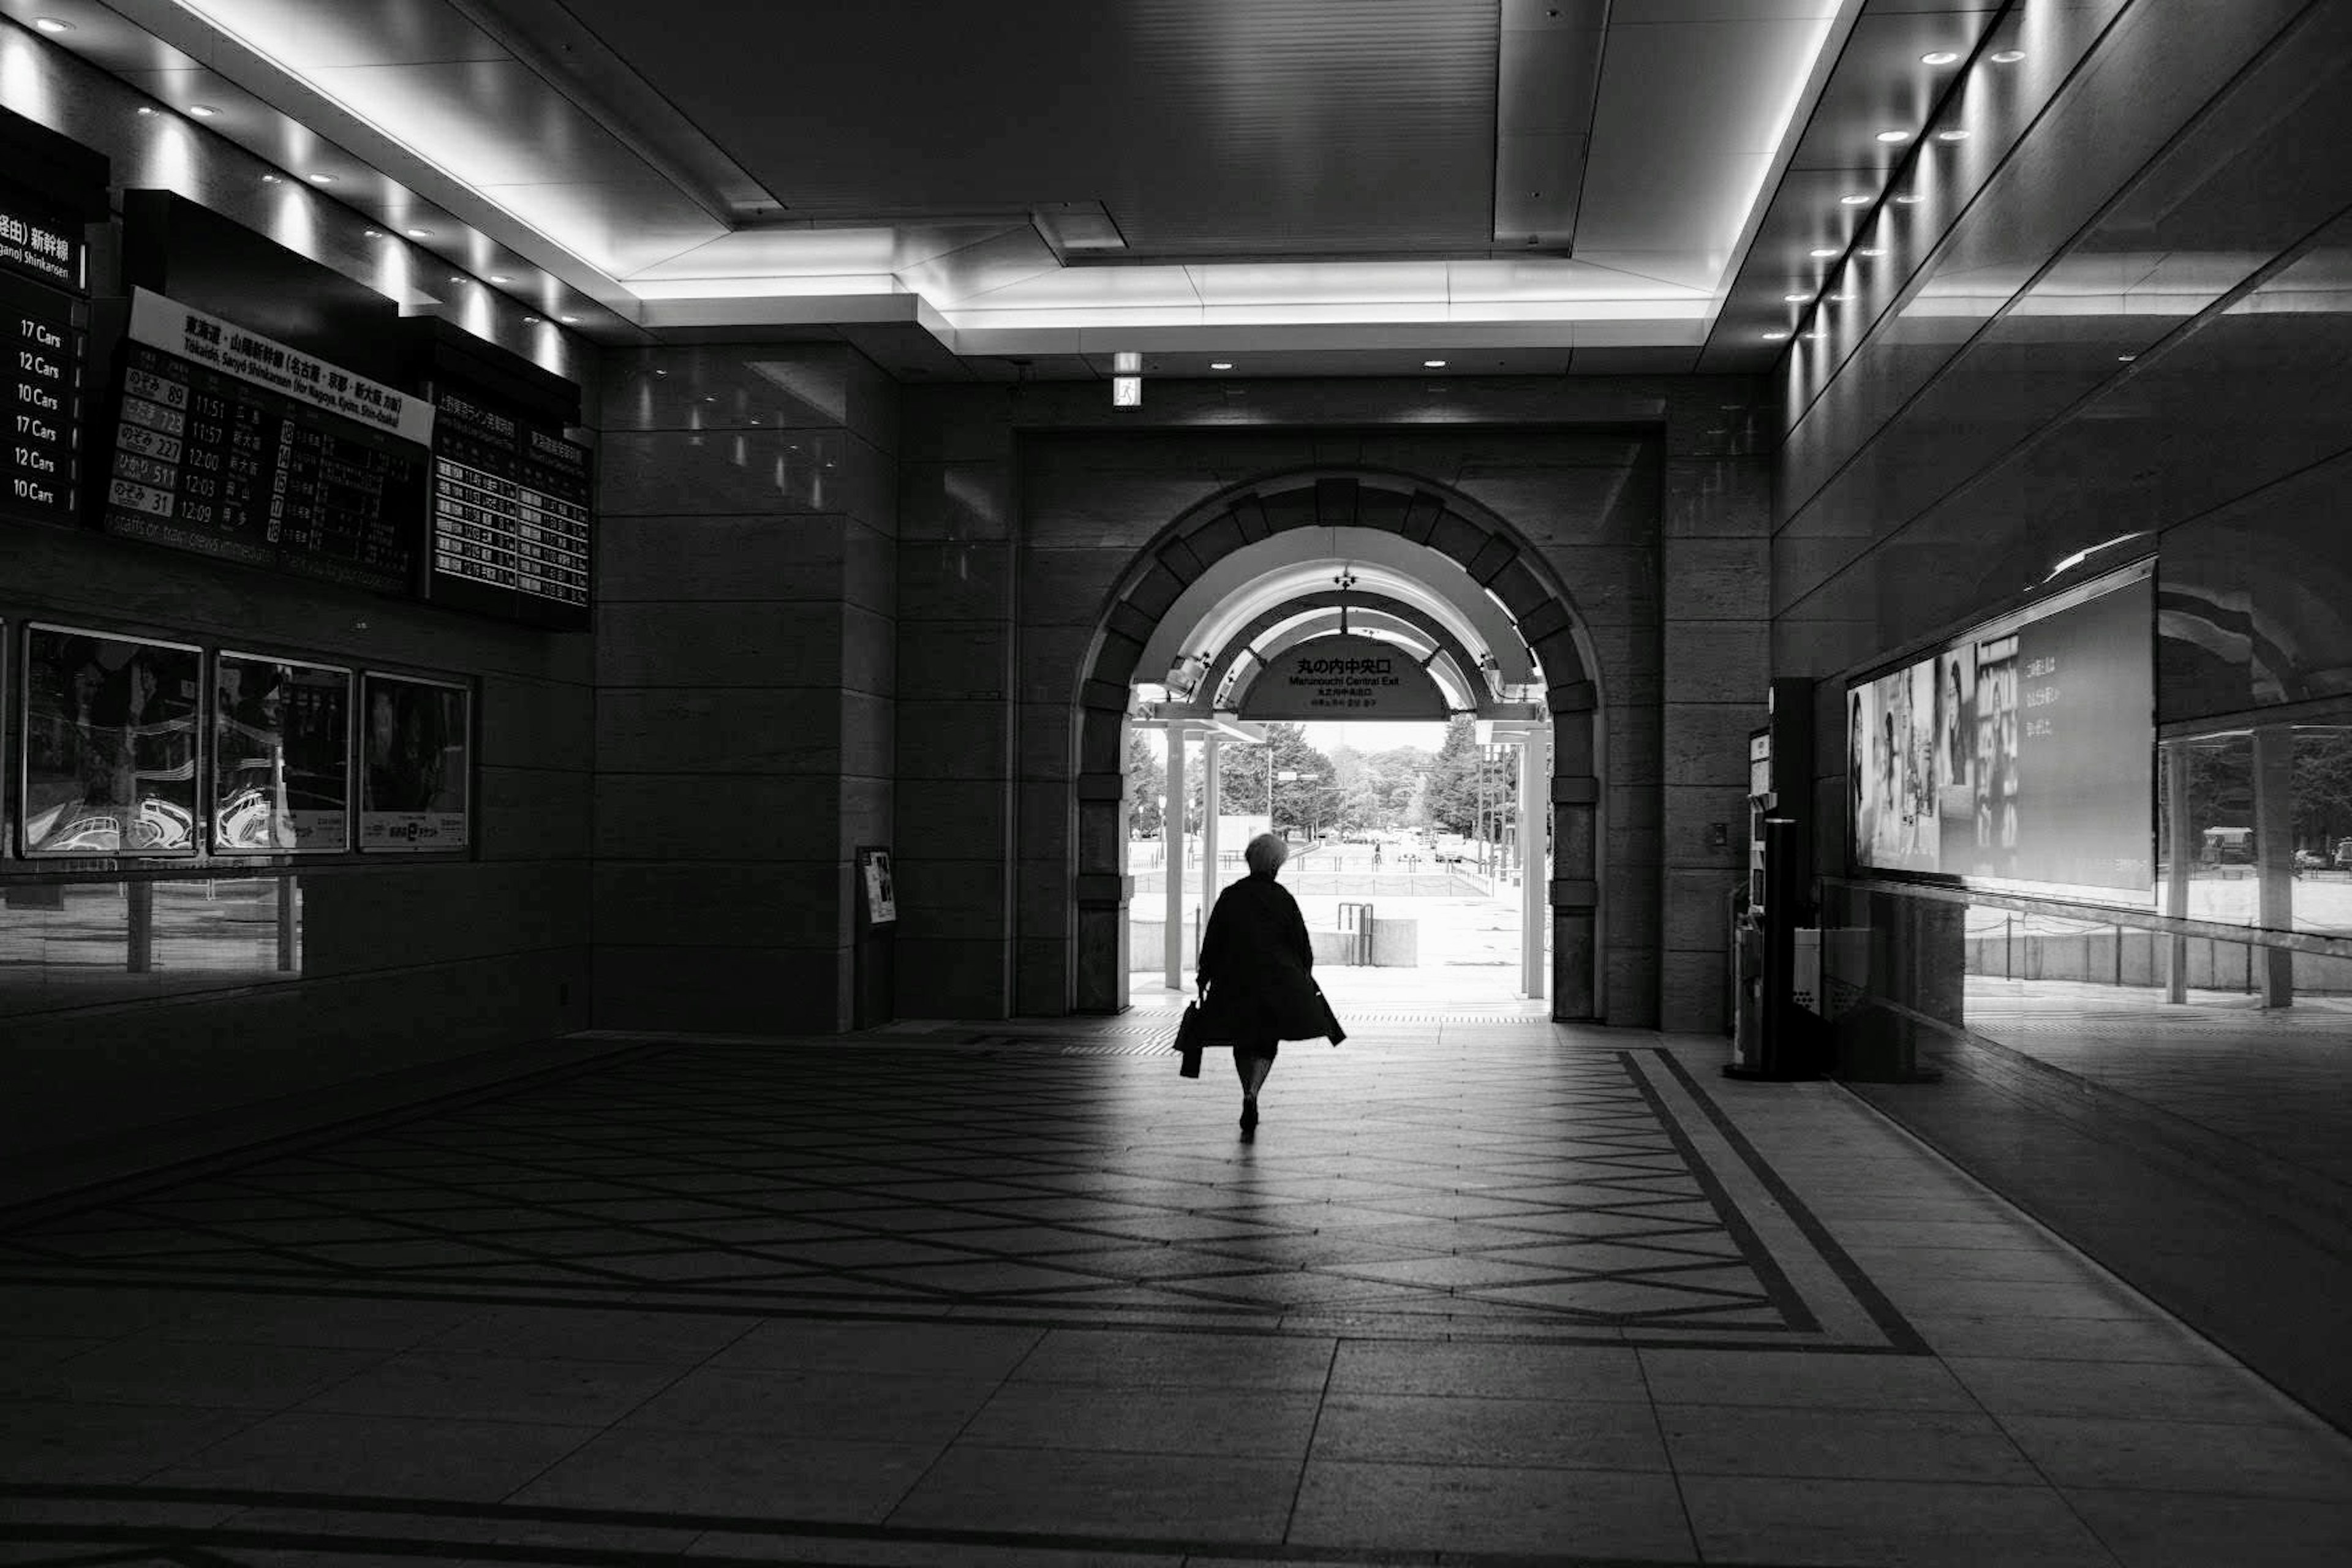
[1850,560,2155,892]
[0,109,104,532]
[97,288,434,594]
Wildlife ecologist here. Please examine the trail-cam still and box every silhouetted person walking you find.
[1196,832,1324,1133]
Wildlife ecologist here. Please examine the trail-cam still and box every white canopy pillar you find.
[1519,725,1549,1000]
[1482,717,1549,1001]
[1200,737,1223,943]
[1164,729,1187,989]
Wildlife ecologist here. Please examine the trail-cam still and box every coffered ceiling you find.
[3,0,2018,378]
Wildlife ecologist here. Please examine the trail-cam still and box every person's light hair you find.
[1243,832,1290,876]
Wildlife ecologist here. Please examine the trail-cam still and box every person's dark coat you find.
[1196,872,1324,1042]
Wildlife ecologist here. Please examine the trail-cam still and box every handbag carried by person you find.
[1173,1000,1205,1077]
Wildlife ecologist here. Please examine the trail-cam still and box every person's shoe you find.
[1239,1099,1259,1132]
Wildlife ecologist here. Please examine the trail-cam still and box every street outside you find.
[1130,839,1541,1006]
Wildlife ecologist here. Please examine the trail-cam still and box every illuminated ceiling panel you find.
[23,0,1885,363]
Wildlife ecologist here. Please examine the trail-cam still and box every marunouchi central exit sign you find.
[1240,633,1452,720]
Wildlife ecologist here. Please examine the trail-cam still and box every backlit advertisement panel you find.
[18,625,202,857]
[213,654,352,853]
[1851,565,2154,892]
[358,672,469,853]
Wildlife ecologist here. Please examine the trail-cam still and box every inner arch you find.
[1137,528,1540,693]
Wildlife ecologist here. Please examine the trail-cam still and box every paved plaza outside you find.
[2,1014,2347,1565]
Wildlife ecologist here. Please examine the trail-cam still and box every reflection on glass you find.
[19,627,202,856]
[2159,722,2352,937]
[213,656,352,853]
[0,875,303,1017]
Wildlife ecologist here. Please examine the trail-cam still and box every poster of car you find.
[18,624,202,856]
[213,654,352,853]
[357,672,470,852]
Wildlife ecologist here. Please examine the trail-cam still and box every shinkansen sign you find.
[1239,633,1450,720]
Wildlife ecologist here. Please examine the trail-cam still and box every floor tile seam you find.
[1625,1319,1703,1562]
[1643,1054,1928,1355]
[1611,1056,1817,1338]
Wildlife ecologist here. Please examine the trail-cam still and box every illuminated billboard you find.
[1851,564,2154,892]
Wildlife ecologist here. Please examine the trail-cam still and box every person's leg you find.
[1238,1043,1275,1129]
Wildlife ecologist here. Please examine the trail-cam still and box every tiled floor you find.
[1,1017,2347,1566]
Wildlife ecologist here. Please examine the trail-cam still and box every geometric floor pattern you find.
[0,1028,1917,1351]
[13,1017,2346,1566]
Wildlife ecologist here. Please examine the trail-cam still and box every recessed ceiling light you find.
[703,395,717,403]
[135,106,156,116]
[405,227,429,238]
[188,104,217,118]
[1839,194,1872,206]
[654,368,668,376]
[1935,129,1970,143]
[307,173,333,184]
[363,228,382,238]
[260,173,281,184]
[521,315,540,324]
[1762,331,1790,341]
[1210,361,1234,370]
[1893,192,1925,204]
[1783,292,1811,303]
[1875,129,1912,143]
[32,18,72,34]
[1826,293,1851,303]
[1423,359,1447,368]
[2116,353,2137,363]
[489,274,511,284]
[559,314,579,323]
[448,274,464,284]
[1921,50,1961,66]
[1856,246,1887,257]
[1990,49,2025,63]
[1804,330,1825,340]
[1808,247,1839,258]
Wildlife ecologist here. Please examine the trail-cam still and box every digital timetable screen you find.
[98,288,432,595]
[426,386,592,630]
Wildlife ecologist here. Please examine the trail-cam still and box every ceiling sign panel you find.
[1239,633,1452,721]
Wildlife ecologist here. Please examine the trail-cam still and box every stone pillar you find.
[593,342,897,1034]
[1551,687,1600,1020]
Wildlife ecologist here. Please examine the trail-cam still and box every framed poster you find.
[213,653,353,853]
[18,624,202,857]
[357,671,470,852]
[858,846,897,925]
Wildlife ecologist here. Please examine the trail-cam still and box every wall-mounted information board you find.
[1,191,88,529]
[98,288,434,595]
[426,387,592,630]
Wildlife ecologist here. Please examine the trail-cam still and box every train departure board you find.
[425,386,592,630]
[98,288,434,595]
[1,192,87,529]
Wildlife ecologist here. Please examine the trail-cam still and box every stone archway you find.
[1068,473,1605,1020]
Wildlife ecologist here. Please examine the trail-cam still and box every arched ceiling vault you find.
[1134,527,1540,692]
